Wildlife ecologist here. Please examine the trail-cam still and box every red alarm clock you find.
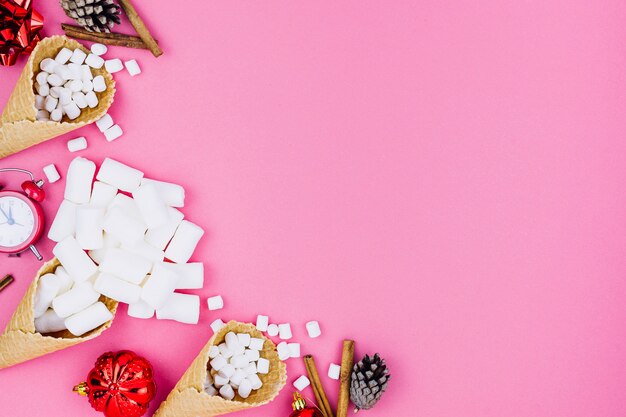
[0,168,45,260]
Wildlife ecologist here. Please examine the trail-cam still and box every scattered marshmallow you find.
[70,48,87,64]
[141,263,179,309]
[96,113,114,132]
[164,262,203,289]
[105,59,123,73]
[278,323,292,340]
[104,124,123,142]
[267,323,279,337]
[125,59,141,76]
[67,136,87,152]
[64,157,96,204]
[256,315,269,332]
[145,207,184,250]
[97,158,143,192]
[328,363,341,380]
[127,300,155,319]
[293,375,311,391]
[288,343,301,358]
[164,220,205,263]
[85,53,104,69]
[91,43,107,56]
[48,200,77,242]
[155,293,200,324]
[94,273,142,304]
[43,164,60,183]
[207,295,224,311]
[140,178,185,208]
[210,318,225,333]
[133,183,169,228]
[277,342,290,360]
[306,320,321,338]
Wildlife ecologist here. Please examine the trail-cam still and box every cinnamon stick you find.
[61,24,153,50]
[117,0,163,57]
[304,355,334,417]
[336,340,354,417]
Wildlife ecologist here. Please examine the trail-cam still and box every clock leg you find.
[29,245,42,261]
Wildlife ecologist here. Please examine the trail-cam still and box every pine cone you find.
[60,0,121,33]
[350,353,391,412]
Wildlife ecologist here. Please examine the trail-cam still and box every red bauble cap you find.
[289,392,324,417]
[21,180,44,202]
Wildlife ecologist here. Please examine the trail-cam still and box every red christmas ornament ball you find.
[74,350,156,417]
[289,392,324,417]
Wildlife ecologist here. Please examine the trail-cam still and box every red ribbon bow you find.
[0,0,43,66]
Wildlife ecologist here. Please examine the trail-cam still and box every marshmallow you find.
[230,368,246,387]
[97,158,143,192]
[141,263,179,309]
[247,373,263,390]
[214,373,229,387]
[99,248,153,284]
[52,281,100,318]
[96,113,114,132]
[105,59,123,73]
[35,94,45,109]
[64,157,95,204]
[205,385,218,396]
[55,48,73,64]
[68,79,83,92]
[54,266,74,294]
[54,64,72,81]
[164,220,204,263]
[127,300,155,319]
[230,355,248,369]
[81,64,93,81]
[277,342,290,361]
[207,295,224,311]
[36,71,49,85]
[278,323,292,340]
[163,262,203,289]
[34,309,67,334]
[64,301,112,336]
[70,48,87,64]
[33,274,61,318]
[40,58,58,73]
[156,293,200,324]
[94,273,142,304]
[256,315,269,332]
[64,102,81,120]
[219,364,236,378]
[145,207,184,250]
[85,53,104,69]
[133,183,169,228]
[107,193,144,222]
[85,90,99,108]
[219,343,234,359]
[237,333,251,347]
[328,363,341,380]
[68,63,83,79]
[121,241,165,263]
[102,207,147,247]
[44,95,58,112]
[225,332,240,350]
[248,337,264,351]
[88,232,121,264]
[210,355,227,371]
[72,92,88,108]
[48,200,77,242]
[75,205,105,250]
[218,384,235,401]
[93,75,106,92]
[36,81,49,96]
[208,345,220,358]
[267,324,279,337]
[43,164,60,183]
[104,124,123,142]
[50,108,62,122]
[125,59,141,76]
[47,73,63,87]
[36,109,49,121]
[52,237,98,283]
[67,136,87,152]
[237,378,252,399]
[293,375,310,391]
[90,181,118,207]
[244,349,259,362]
[243,362,257,376]
[257,357,270,374]
[91,43,107,56]
[211,318,225,332]
[306,321,321,338]
[141,178,185,208]
[82,79,93,92]
[288,343,301,358]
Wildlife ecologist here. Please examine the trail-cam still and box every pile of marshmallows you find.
[204,331,271,400]
[34,156,205,337]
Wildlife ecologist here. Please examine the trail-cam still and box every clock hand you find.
[0,207,8,221]
[7,206,12,221]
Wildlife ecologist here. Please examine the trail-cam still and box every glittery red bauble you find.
[290,408,325,417]
[76,350,156,417]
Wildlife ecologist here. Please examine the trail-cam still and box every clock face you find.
[0,195,36,249]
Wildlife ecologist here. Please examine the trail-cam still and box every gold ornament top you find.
[292,392,307,411]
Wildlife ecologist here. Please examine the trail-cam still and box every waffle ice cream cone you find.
[154,321,287,417]
[0,35,115,159]
[0,258,118,370]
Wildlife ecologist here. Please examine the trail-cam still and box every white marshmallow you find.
[141,263,179,309]
[207,295,224,311]
[89,232,120,265]
[121,241,165,263]
[219,384,235,401]
[91,43,107,56]
[94,273,141,304]
[248,337,264,351]
[97,158,143,192]
[55,48,73,64]
[247,374,263,390]
[277,342,290,361]
[34,309,67,334]
[64,157,95,204]
[244,349,259,362]
[231,344,245,356]
[257,358,270,375]
[164,220,204,263]
[58,87,72,105]
[328,363,341,380]
[133,183,169,228]
[75,205,104,250]
[104,124,123,142]
[288,343,301,358]
[102,207,147,247]
[219,343,233,359]
[64,102,81,120]
[48,200,76,242]
[93,75,106,92]
[52,281,100,318]
[293,375,310,391]
[267,324,279,337]
[225,332,240,350]
[145,207,184,250]
[98,248,152,284]
[96,113,114,132]
[54,266,74,294]
[64,301,112,336]
[256,315,269,332]
[68,63,82,80]
[219,364,236,378]
[36,81,49,96]
[85,53,104,69]
[40,58,57,73]
[237,378,252,399]
[33,274,61,318]
[50,108,63,122]
[210,355,227,371]
[35,94,45,109]
[43,164,60,183]
[127,300,155,319]
[107,193,143,221]
[213,373,229,387]
[211,318,225,333]
[72,92,88,108]
[36,71,49,86]
[230,355,248,369]
[52,237,98,283]
[81,64,93,81]
[68,79,83,92]
[237,333,251,347]
[105,58,123,73]
[85,90,99,108]
[90,181,117,207]
[54,64,72,81]
[243,362,257,376]
[306,321,321,338]
[141,178,185,208]
[208,345,220,358]
[82,79,93,92]
[205,385,218,396]
[125,59,141,76]
[278,323,292,340]
[44,95,58,112]
[230,368,247,387]
[47,73,63,87]
[163,262,203,289]
[70,48,87,64]
[67,136,87,152]
[36,109,49,121]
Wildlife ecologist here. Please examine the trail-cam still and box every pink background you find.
[2,1,626,416]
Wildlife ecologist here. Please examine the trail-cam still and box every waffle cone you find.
[154,321,287,417]
[0,258,118,370]
[0,35,115,159]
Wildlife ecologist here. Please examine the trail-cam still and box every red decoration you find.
[289,392,324,417]
[0,0,43,66]
[74,350,157,417]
